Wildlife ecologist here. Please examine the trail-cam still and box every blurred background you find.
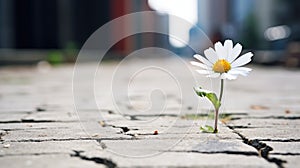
[0,0,299,66]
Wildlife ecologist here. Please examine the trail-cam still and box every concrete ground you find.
[0,59,299,168]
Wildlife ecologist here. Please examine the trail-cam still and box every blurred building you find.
[0,0,299,59]
[0,0,110,49]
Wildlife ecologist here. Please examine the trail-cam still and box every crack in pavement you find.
[256,139,300,142]
[227,125,287,168]
[0,127,69,132]
[257,116,300,120]
[112,126,130,133]
[124,113,178,118]
[0,119,55,124]
[271,152,300,156]
[167,150,258,156]
[0,119,76,124]
[71,150,117,168]
[226,125,258,129]
[0,152,69,157]
[5,137,97,142]
[123,112,248,120]
[99,121,138,134]
[5,137,134,143]
[230,116,300,121]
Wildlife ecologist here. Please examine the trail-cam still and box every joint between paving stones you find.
[71,150,117,168]
[226,124,287,168]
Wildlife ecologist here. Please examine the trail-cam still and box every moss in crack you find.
[181,113,247,122]
[181,113,229,120]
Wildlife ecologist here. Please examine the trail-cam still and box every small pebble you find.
[3,144,10,148]
[98,121,106,127]
[92,134,100,137]
[250,105,269,110]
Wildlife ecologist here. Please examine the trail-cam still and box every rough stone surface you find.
[0,60,299,168]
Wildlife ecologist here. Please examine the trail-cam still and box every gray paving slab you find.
[83,151,276,168]
[0,154,105,168]
[269,155,300,168]
[0,61,299,167]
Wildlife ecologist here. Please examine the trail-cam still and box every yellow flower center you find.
[213,59,231,73]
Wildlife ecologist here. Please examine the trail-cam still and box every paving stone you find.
[227,118,300,129]
[0,122,130,142]
[0,112,29,122]
[231,127,300,140]
[0,154,105,168]
[22,111,78,122]
[269,155,300,168]
[83,150,276,168]
[0,140,101,156]
[261,142,300,154]
[191,139,257,153]
[0,62,300,167]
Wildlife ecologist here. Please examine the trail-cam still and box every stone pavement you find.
[0,59,299,168]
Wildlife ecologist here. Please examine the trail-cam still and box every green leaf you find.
[194,87,221,109]
[200,125,215,133]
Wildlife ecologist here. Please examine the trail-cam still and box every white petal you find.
[196,69,213,75]
[228,43,242,63]
[194,54,213,66]
[232,67,252,72]
[214,42,225,59]
[229,67,252,76]
[190,61,210,69]
[228,69,249,76]
[204,48,218,63]
[231,52,253,68]
[224,40,233,59]
[221,73,237,80]
[206,73,220,78]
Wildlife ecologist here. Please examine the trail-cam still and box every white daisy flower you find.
[191,40,253,80]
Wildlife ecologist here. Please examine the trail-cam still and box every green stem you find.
[213,108,219,133]
[214,79,224,133]
[219,79,224,102]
